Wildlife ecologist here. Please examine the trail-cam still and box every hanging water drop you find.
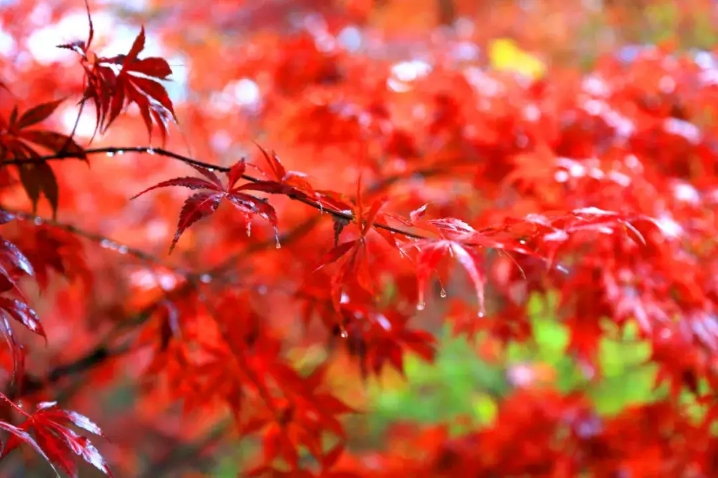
[116,150,125,155]
[416,301,425,311]
[146,148,156,155]
[100,239,112,248]
[340,329,348,338]
[106,151,115,157]
[556,264,569,274]
[33,217,43,226]
[440,288,447,298]
[275,229,281,249]
[448,246,454,258]
[117,245,128,254]
[246,222,252,237]
[199,274,212,283]
[478,310,485,318]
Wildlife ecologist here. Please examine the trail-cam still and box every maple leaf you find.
[132,160,278,252]
[0,100,86,218]
[19,226,90,291]
[251,144,317,200]
[410,239,488,316]
[0,297,44,339]
[58,3,176,142]
[0,420,58,476]
[0,235,34,295]
[0,230,41,380]
[3,401,113,478]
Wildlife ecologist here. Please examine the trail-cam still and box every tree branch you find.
[4,146,497,399]
[1,147,427,240]
[4,207,194,278]
[8,215,321,399]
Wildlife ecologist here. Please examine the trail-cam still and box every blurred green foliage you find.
[364,291,661,441]
[212,291,671,476]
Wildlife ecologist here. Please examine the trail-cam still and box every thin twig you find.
[5,208,193,278]
[1,147,427,240]
[140,420,232,478]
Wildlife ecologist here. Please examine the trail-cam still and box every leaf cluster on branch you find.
[0,0,717,476]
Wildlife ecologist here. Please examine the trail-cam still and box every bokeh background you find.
[1,0,717,476]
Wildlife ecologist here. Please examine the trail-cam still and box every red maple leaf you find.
[0,99,86,217]
[58,1,176,143]
[132,160,278,252]
[2,400,113,478]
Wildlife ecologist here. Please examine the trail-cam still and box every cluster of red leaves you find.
[2,0,718,477]
[57,2,176,143]
[0,99,85,218]
[0,399,112,478]
[0,209,111,476]
[332,389,718,477]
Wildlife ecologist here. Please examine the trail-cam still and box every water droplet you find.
[416,301,425,311]
[206,167,216,172]
[106,151,115,157]
[478,310,485,318]
[116,150,125,155]
[33,217,43,226]
[440,288,447,298]
[448,246,454,258]
[146,148,156,155]
[319,203,324,214]
[340,329,348,338]
[275,230,281,249]
[556,264,569,274]
[199,274,212,283]
[117,245,128,254]
[246,222,252,237]
[100,239,112,248]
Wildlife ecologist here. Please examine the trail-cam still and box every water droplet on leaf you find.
[246,222,252,237]
[416,301,425,311]
[440,288,447,298]
[340,329,348,338]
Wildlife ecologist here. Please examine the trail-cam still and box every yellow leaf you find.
[488,38,546,80]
